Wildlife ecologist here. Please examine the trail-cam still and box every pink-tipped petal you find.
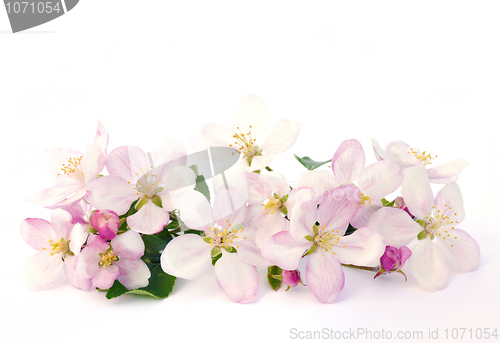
[333,227,386,266]
[369,138,388,161]
[331,139,366,185]
[350,204,381,229]
[261,231,311,270]
[427,158,468,184]
[410,238,451,292]
[214,251,259,303]
[289,193,318,240]
[305,251,345,303]
[160,234,212,280]
[22,252,63,291]
[367,207,422,247]
[82,144,105,186]
[24,182,81,206]
[105,146,150,182]
[115,259,151,290]
[68,223,88,255]
[434,228,480,273]
[46,148,85,185]
[149,136,187,168]
[232,94,271,140]
[20,218,58,251]
[92,265,120,289]
[297,170,339,196]
[358,160,403,200]
[213,187,247,227]
[50,209,74,239]
[64,256,92,291]
[317,185,361,235]
[86,175,139,215]
[111,230,145,260]
[401,165,434,219]
[93,120,109,156]
[260,119,300,155]
[387,141,418,167]
[127,200,169,234]
[254,211,290,249]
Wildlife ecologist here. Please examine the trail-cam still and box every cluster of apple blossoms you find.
[21,94,479,303]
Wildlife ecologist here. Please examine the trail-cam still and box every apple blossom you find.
[370,138,468,184]
[190,94,300,172]
[262,186,385,303]
[161,188,268,303]
[25,121,108,208]
[331,139,403,228]
[20,209,91,291]
[77,231,151,290]
[368,165,480,291]
[86,137,195,234]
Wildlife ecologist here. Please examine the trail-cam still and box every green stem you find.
[265,166,273,172]
[342,264,379,272]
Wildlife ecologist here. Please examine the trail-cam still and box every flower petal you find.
[214,251,259,303]
[305,251,344,303]
[289,191,318,240]
[410,238,451,291]
[401,165,434,219]
[235,228,271,267]
[191,123,236,151]
[261,231,310,270]
[434,228,480,273]
[358,160,403,200]
[93,120,109,156]
[177,189,215,231]
[63,256,92,291]
[92,265,120,289]
[427,158,468,184]
[254,211,290,249]
[333,227,385,266]
[367,207,422,247]
[111,230,145,260]
[213,187,247,227]
[232,94,271,140]
[50,209,74,239]
[369,138,388,161]
[318,185,361,235]
[350,204,381,229]
[297,170,339,197]
[434,182,465,227]
[105,146,150,183]
[68,223,88,255]
[86,175,139,215]
[247,153,275,172]
[260,119,300,155]
[82,144,105,186]
[160,234,212,280]
[149,137,187,169]
[387,141,419,167]
[331,139,365,185]
[20,218,58,251]
[45,148,85,185]
[24,182,81,206]
[115,259,151,290]
[127,199,169,234]
[22,252,63,291]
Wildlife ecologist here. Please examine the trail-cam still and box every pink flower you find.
[25,121,108,208]
[262,186,385,303]
[161,188,268,303]
[331,139,403,228]
[91,209,120,240]
[86,137,195,234]
[77,231,151,290]
[20,209,91,291]
[368,165,480,291]
[370,138,468,184]
[374,245,412,280]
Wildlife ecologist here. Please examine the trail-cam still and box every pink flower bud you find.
[395,196,415,219]
[374,245,412,280]
[282,270,302,289]
[91,210,120,240]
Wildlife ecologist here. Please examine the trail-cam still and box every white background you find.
[1,1,499,342]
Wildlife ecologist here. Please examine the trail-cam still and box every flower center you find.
[304,224,346,256]
[98,250,119,268]
[263,197,282,214]
[134,167,164,197]
[204,221,245,250]
[419,205,459,247]
[57,156,84,182]
[42,238,73,258]
[408,148,437,165]
[230,126,262,163]
[360,192,371,205]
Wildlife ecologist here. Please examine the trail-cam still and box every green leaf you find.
[381,198,396,207]
[344,223,357,236]
[141,226,174,264]
[105,264,176,299]
[212,253,222,266]
[294,155,332,170]
[267,265,283,291]
[190,165,211,202]
[185,229,205,236]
